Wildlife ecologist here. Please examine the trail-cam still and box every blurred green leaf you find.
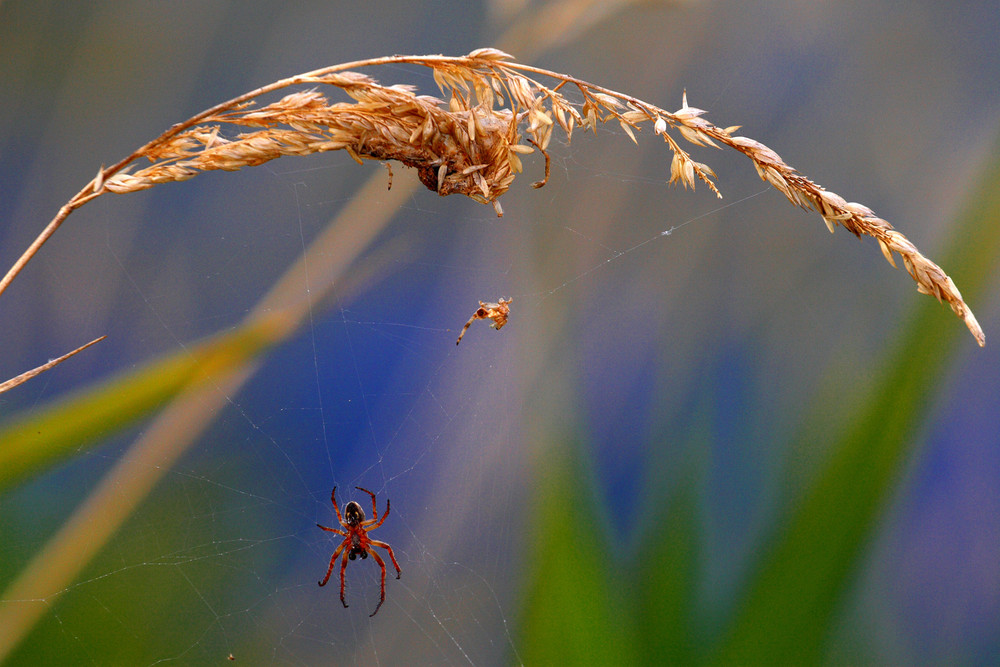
[633,384,713,665]
[0,317,282,494]
[6,471,279,664]
[713,132,1000,663]
[635,466,701,665]
[519,439,636,665]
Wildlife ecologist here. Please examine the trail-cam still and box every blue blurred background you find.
[1,0,999,664]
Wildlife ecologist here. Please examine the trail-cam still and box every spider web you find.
[0,116,755,664]
[3,5,999,665]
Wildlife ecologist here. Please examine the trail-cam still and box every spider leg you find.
[369,539,401,579]
[455,315,479,345]
[330,487,345,526]
[364,498,391,531]
[356,487,378,524]
[316,523,348,537]
[338,545,351,608]
[318,541,346,587]
[368,549,388,617]
[527,137,550,189]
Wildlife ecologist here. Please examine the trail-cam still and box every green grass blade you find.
[518,439,636,665]
[634,387,712,665]
[0,317,281,494]
[635,469,701,665]
[714,132,1000,664]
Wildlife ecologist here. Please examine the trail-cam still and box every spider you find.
[317,486,401,617]
[455,297,512,345]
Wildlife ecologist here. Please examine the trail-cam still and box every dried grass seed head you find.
[96,48,985,346]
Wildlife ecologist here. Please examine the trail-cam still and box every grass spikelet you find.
[0,48,983,393]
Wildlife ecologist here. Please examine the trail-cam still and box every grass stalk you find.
[1,41,982,396]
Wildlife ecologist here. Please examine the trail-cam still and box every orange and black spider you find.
[317,486,401,617]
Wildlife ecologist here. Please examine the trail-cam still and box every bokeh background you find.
[1,0,999,664]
